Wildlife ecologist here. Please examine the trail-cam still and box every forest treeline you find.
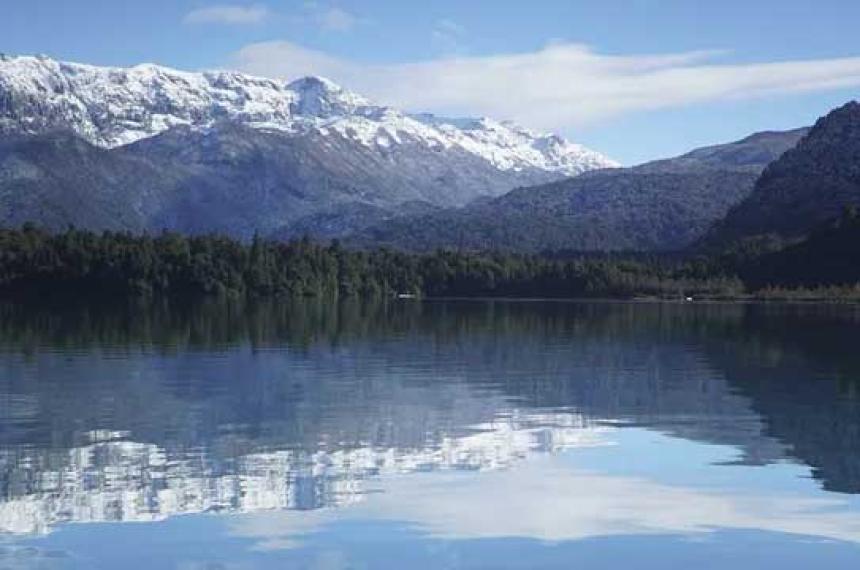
[0,216,858,301]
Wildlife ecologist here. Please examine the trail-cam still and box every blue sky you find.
[3,0,860,164]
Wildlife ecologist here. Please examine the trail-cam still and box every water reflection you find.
[0,299,859,557]
[0,414,608,535]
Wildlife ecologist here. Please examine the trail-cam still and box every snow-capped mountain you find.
[0,54,616,238]
[0,54,615,176]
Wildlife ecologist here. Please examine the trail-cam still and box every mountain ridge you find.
[0,54,616,175]
[347,128,808,252]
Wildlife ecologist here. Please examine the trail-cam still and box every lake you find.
[1,299,859,569]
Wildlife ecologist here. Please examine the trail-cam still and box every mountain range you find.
[351,100,860,253]
[2,54,860,255]
[0,55,615,239]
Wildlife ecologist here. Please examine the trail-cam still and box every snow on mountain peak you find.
[0,54,617,175]
[286,75,371,118]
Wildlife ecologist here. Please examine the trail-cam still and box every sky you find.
[2,0,860,164]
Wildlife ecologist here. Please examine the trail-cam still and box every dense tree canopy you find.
[0,226,746,301]
[1,220,858,301]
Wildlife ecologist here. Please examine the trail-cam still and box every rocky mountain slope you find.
[350,129,807,252]
[0,55,615,237]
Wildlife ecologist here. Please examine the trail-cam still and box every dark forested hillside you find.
[353,170,760,252]
[704,102,860,246]
[0,131,180,232]
[738,207,860,289]
[348,129,807,253]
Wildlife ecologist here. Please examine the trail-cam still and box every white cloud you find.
[230,455,860,551]
[230,40,860,130]
[184,4,269,25]
[302,3,360,32]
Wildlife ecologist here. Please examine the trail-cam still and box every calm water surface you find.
[1,299,859,569]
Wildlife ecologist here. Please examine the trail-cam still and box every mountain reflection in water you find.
[0,299,859,560]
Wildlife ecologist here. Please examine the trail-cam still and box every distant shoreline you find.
[419,295,860,306]
[2,226,859,304]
